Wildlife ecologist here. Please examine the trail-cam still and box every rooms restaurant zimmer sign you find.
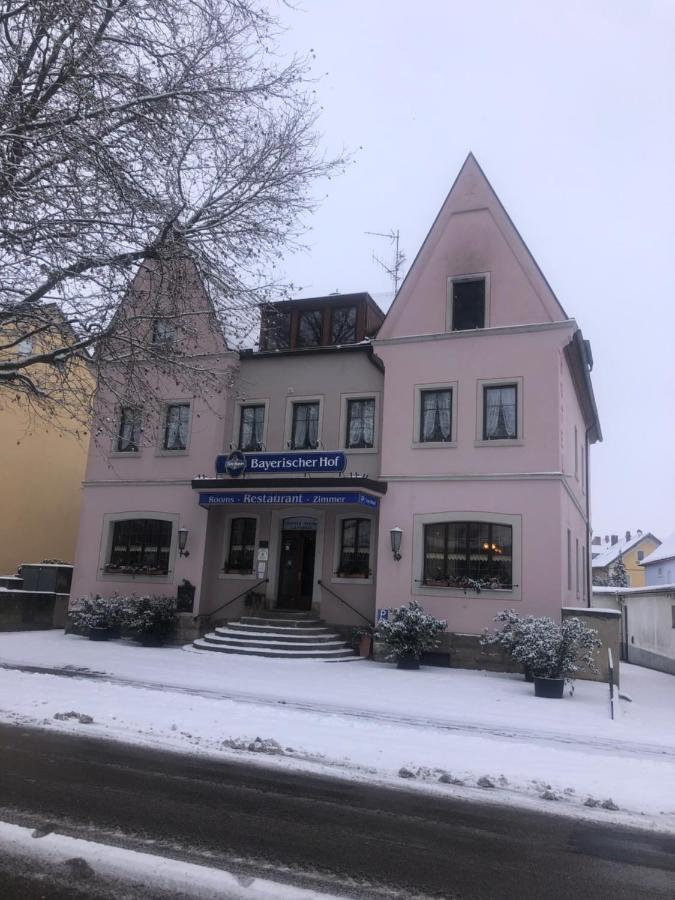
[216,450,347,477]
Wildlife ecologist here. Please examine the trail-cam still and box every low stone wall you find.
[562,606,621,686]
[0,591,69,631]
[373,632,522,672]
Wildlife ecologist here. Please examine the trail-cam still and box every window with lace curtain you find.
[162,403,190,451]
[238,404,265,451]
[224,517,256,574]
[483,384,517,440]
[337,518,371,578]
[116,406,142,453]
[291,401,320,449]
[345,398,375,449]
[423,522,513,587]
[420,389,452,443]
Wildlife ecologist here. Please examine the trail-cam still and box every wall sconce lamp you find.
[178,528,190,558]
[390,526,402,561]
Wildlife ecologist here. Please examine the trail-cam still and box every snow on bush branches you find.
[482,609,602,680]
[71,595,177,638]
[375,600,447,661]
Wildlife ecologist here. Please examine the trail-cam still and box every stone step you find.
[239,616,323,628]
[203,633,347,651]
[193,638,356,660]
[215,627,343,644]
[226,622,330,636]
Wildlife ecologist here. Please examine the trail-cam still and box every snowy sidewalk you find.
[1,631,674,833]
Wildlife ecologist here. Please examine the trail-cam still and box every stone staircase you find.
[193,611,359,661]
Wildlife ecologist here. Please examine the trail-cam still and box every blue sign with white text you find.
[199,491,378,508]
[216,450,347,477]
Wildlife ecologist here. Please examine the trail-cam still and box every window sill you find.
[411,441,458,449]
[474,439,523,448]
[413,582,517,598]
[109,450,142,458]
[155,449,190,457]
[98,571,172,582]
[331,575,373,586]
[342,446,378,455]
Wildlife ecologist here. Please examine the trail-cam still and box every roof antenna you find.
[366,229,406,293]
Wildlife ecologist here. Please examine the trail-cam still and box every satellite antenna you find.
[366,229,406,293]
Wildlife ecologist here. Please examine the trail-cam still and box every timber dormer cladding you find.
[258,292,385,352]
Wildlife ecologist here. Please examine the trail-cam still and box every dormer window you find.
[331,306,357,344]
[450,277,486,331]
[297,310,323,347]
[265,310,291,350]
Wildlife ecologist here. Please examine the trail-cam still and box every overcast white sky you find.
[275,0,675,543]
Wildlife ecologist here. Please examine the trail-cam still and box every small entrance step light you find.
[390,526,402,561]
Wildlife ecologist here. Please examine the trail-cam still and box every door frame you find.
[266,508,325,613]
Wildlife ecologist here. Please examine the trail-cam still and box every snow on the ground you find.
[1,631,674,832]
[0,819,347,899]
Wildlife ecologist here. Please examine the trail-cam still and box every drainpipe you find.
[585,426,592,607]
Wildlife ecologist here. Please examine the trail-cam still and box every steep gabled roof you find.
[378,153,569,338]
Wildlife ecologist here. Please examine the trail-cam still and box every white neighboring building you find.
[641,532,675,586]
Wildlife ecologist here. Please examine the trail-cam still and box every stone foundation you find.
[0,591,69,631]
[373,632,522,672]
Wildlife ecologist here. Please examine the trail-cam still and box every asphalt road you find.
[0,723,674,899]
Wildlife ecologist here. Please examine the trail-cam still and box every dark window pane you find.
[163,403,190,450]
[297,310,323,347]
[452,280,485,331]
[239,405,265,450]
[483,385,517,440]
[423,521,512,587]
[108,519,172,574]
[291,402,319,449]
[420,390,452,442]
[331,306,357,344]
[225,518,256,573]
[346,398,375,448]
[265,310,291,349]
[117,407,142,452]
[152,319,175,343]
[338,518,371,577]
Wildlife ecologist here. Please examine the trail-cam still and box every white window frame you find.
[219,513,260,581]
[284,394,324,450]
[97,511,180,583]
[475,376,524,447]
[331,513,376,585]
[339,391,380,454]
[412,382,458,449]
[446,272,491,333]
[156,400,192,456]
[232,398,270,451]
[412,510,522,601]
[110,405,143,457]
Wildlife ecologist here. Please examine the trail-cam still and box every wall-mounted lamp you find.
[178,528,190,558]
[390,526,402,561]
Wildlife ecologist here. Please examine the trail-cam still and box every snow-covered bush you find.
[70,595,125,630]
[507,614,602,680]
[124,595,178,638]
[375,600,447,661]
[480,609,538,656]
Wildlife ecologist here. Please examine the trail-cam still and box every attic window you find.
[152,318,175,344]
[450,278,486,331]
[265,310,290,350]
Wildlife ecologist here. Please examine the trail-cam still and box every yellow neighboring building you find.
[591,530,661,588]
[0,307,92,575]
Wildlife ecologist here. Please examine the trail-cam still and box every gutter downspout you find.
[585,426,592,607]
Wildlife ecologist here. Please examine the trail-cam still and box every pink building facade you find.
[71,156,601,656]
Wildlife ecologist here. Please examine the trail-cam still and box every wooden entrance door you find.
[277,529,316,610]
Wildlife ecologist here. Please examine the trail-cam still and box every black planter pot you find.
[533,675,565,699]
[88,626,113,642]
[396,654,420,670]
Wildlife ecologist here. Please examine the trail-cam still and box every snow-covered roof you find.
[640,532,675,566]
[591,532,659,569]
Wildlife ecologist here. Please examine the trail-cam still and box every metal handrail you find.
[317,579,373,627]
[195,578,269,622]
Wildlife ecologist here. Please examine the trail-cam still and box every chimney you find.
[625,530,631,542]
[604,535,609,544]
[611,535,618,546]
[592,536,601,546]
[637,529,643,537]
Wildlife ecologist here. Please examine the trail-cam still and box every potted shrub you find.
[375,600,447,669]
[481,609,539,681]
[353,626,374,658]
[508,615,602,698]
[125,595,177,647]
[70,595,125,641]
